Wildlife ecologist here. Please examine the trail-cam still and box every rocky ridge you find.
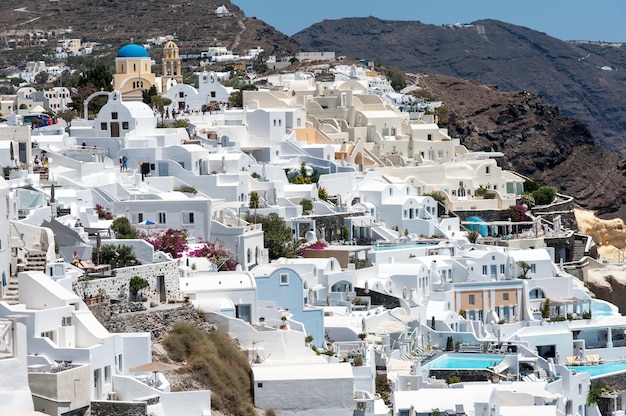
[413,73,626,218]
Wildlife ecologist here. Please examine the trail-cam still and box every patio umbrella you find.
[50,183,55,203]
[130,361,179,386]
[9,141,14,162]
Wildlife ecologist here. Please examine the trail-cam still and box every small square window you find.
[210,91,216,98]
[122,122,129,130]
[503,293,509,301]
[257,382,263,388]
[111,112,118,120]
[158,212,166,224]
[280,273,289,285]
[100,122,107,130]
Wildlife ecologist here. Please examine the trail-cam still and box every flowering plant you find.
[188,238,237,271]
[503,203,530,222]
[142,228,189,258]
[95,204,113,220]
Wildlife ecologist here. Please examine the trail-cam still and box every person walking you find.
[122,155,128,172]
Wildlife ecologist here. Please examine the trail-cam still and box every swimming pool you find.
[591,299,620,317]
[424,353,503,370]
[372,243,436,252]
[568,361,626,378]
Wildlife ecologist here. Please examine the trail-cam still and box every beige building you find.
[161,40,182,93]
[112,43,156,101]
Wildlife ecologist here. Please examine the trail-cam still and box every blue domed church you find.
[113,43,156,101]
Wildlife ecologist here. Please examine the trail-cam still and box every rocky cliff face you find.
[586,265,626,314]
[414,73,626,217]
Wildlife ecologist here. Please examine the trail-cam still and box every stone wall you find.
[90,304,213,341]
[90,400,147,416]
[74,260,181,304]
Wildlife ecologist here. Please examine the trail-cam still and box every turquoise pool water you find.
[591,299,620,317]
[568,361,626,378]
[372,243,436,252]
[425,353,503,370]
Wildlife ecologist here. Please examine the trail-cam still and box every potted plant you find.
[129,276,149,302]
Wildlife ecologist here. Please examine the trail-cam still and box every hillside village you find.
[2,36,626,416]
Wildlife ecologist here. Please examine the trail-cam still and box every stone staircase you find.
[3,274,19,305]
[34,166,49,181]
[8,249,47,305]
[22,250,47,273]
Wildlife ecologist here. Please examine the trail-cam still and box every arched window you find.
[529,288,545,299]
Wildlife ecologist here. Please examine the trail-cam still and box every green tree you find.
[68,63,114,116]
[385,67,406,91]
[531,186,556,205]
[318,186,329,201]
[151,95,172,118]
[9,77,25,87]
[111,216,137,239]
[95,244,137,268]
[300,198,313,214]
[34,71,49,85]
[251,52,269,74]
[253,213,293,260]
[249,191,260,209]
[143,85,159,105]
[56,109,76,124]
[524,179,540,193]
[517,261,532,279]
[129,276,149,301]
[228,84,258,108]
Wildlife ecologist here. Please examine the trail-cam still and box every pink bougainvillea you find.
[142,228,189,258]
[503,203,530,222]
[188,239,238,271]
[95,204,113,220]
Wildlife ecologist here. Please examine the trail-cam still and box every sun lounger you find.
[587,354,603,364]
[76,260,110,273]
[566,356,583,365]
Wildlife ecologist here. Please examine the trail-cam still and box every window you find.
[122,122,129,130]
[486,166,490,175]
[131,212,144,223]
[500,264,505,274]
[257,383,263,388]
[158,212,166,224]
[100,122,107,130]
[111,112,118,120]
[182,212,195,224]
[503,293,509,301]
[210,91,216,98]
[280,273,289,285]
[41,331,55,342]
[530,264,536,274]
[468,294,475,305]
[427,133,432,141]
[179,92,184,98]
[529,288,545,299]
[105,365,111,382]
[482,265,487,275]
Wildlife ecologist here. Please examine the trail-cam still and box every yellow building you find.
[113,43,156,101]
[161,40,182,93]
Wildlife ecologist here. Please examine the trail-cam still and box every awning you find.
[41,219,86,245]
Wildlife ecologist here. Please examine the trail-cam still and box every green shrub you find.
[531,186,556,205]
[447,375,462,384]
